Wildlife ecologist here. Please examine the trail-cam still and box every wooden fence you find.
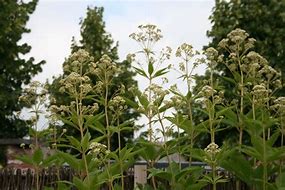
[0,166,249,190]
[0,167,73,190]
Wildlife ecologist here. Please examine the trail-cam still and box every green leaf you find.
[153,94,165,108]
[83,94,96,100]
[42,154,57,167]
[214,175,228,183]
[175,166,203,182]
[153,67,169,78]
[17,155,34,165]
[33,148,43,165]
[67,136,81,150]
[186,183,208,190]
[58,151,80,170]
[133,66,148,78]
[113,183,122,190]
[186,90,192,99]
[137,93,149,109]
[84,114,104,129]
[266,146,285,162]
[218,106,237,126]
[93,135,107,143]
[220,149,253,185]
[242,145,262,161]
[267,131,280,147]
[276,172,285,188]
[81,132,91,152]
[117,120,133,130]
[139,141,160,160]
[148,62,154,76]
[56,183,72,190]
[88,118,106,135]
[43,187,54,190]
[189,148,206,161]
[73,176,88,190]
[158,105,169,113]
[221,76,236,84]
[60,117,78,130]
[124,97,139,109]
[148,168,172,181]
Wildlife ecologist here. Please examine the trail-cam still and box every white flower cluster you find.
[204,142,221,155]
[59,73,93,97]
[50,101,99,117]
[109,96,127,112]
[198,85,216,98]
[129,24,162,43]
[148,83,169,99]
[88,142,110,161]
[63,49,95,74]
[59,50,96,98]
[19,81,48,106]
[245,51,268,66]
[170,95,183,109]
[271,97,285,113]
[258,65,279,80]
[197,85,224,106]
[218,28,256,56]
[204,47,218,68]
[226,28,249,44]
[126,53,136,63]
[217,29,282,103]
[251,84,269,104]
[161,46,172,60]
[91,55,118,90]
[176,43,196,58]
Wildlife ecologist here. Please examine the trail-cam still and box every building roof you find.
[0,138,32,145]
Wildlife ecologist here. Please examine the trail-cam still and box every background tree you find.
[49,6,138,150]
[0,0,44,138]
[206,0,285,94]
[194,0,285,146]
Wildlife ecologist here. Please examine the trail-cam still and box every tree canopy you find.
[206,0,285,94]
[49,6,138,150]
[0,0,44,138]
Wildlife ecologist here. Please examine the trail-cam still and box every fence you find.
[0,163,249,190]
[0,167,73,190]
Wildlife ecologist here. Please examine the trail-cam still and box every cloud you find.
[22,0,214,84]
[103,1,213,92]
[20,0,215,133]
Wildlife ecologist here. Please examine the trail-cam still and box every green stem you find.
[187,98,194,164]
[117,119,124,190]
[212,160,216,190]
[252,99,256,190]
[105,81,110,152]
[104,76,112,190]
[210,65,215,143]
[177,124,182,169]
[237,48,244,150]
[262,112,267,190]
[78,64,90,183]
[157,112,175,187]
[148,76,153,142]
[266,79,270,139]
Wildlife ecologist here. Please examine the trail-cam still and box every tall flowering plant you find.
[50,50,137,190]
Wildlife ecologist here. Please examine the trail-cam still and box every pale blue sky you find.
[22,0,215,83]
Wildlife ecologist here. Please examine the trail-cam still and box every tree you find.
[194,0,285,146]
[49,7,138,150]
[0,0,44,138]
[206,0,285,94]
[73,7,118,61]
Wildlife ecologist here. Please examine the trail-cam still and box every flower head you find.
[204,142,221,155]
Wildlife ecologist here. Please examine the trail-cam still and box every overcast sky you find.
[22,0,215,84]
